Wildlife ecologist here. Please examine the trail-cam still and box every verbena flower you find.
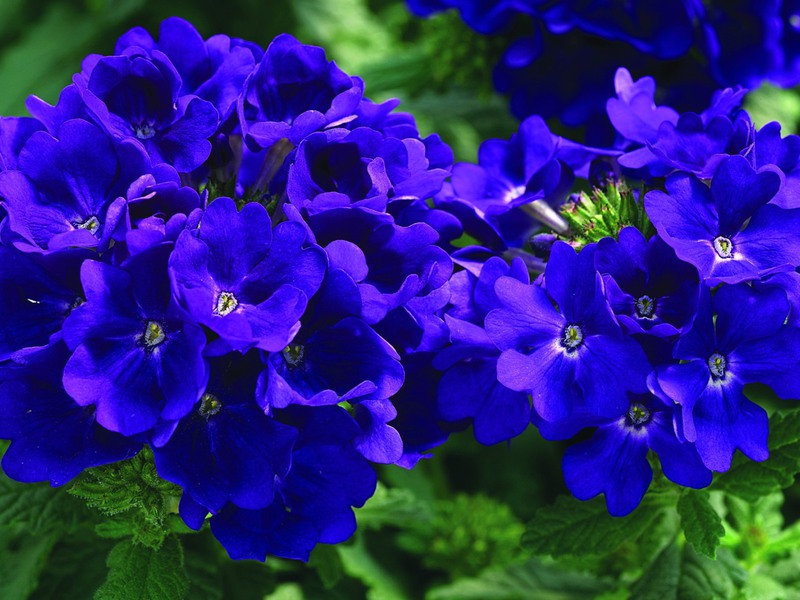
[0,343,141,486]
[594,227,700,338]
[485,242,651,423]
[238,34,364,151]
[654,284,800,471]
[434,256,531,444]
[563,393,711,516]
[0,119,150,253]
[152,353,297,513]
[169,196,325,354]
[62,245,208,437]
[182,406,377,562]
[645,155,800,285]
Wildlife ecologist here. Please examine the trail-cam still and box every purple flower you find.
[443,115,571,247]
[238,34,363,152]
[75,50,219,172]
[655,284,800,471]
[595,227,700,337]
[606,68,679,148]
[563,393,711,516]
[0,343,141,486]
[645,155,800,285]
[0,246,88,361]
[750,121,800,209]
[152,353,297,513]
[169,197,325,354]
[258,268,405,412]
[286,127,449,215]
[114,17,258,119]
[183,406,377,562]
[62,245,208,437]
[485,242,651,423]
[292,207,452,324]
[434,256,532,444]
[0,119,150,253]
[0,117,43,171]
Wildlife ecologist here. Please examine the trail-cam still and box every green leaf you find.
[69,449,183,549]
[712,411,800,502]
[427,558,611,600]
[739,573,798,600]
[0,471,86,535]
[522,493,668,558]
[679,545,746,599]
[0,527,59,600]
[30,527,115,600]
[677,491,724,558]
[266,584,306,600]
[630,542,747,600]
[629,541,681,600]
[94,536,189,600]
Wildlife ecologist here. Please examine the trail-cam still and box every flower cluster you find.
[0,18,460,560]
[407,1,800,140]
[433,67,800,515]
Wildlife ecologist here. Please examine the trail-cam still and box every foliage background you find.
[2,1,800,599]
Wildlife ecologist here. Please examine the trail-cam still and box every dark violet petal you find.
[692,382,768,472]
[352,399,403,464]
[156,96,219,171]
[734,205,800,280]
[484,277,563,351]
[647,413,712,489]
[578,336,650,416]
[714,283,789,351]
[496,346,577,423]
[563,424,652,517]
[154,403,297,512]
[63,339,163,436]
[438,358,530,445]
[731,328,800,399]
[0,344,141,486]
[655,360,711,443]
[711,155,781,234]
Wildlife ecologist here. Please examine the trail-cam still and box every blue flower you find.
[563,393,711,516]
[258,268,405,412]
[0,246,88,361]
[0,120,150,253]
[152,353,297,513]
[76,51,219,172]
[654,284,800,471]
[62,244,207,437]
[169,196,326,354]
[114,17,259,119]
[434,256,532,444]
[0,117,43,171]
[238,34,363,152]
[645,155,800,285]
[290,207,452,325]
[485,241,652,423]
[442,115,571,248]
[181,406,377,562]
[595,227,700,338]
[286,127,449,216]
[0,343,141,486]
